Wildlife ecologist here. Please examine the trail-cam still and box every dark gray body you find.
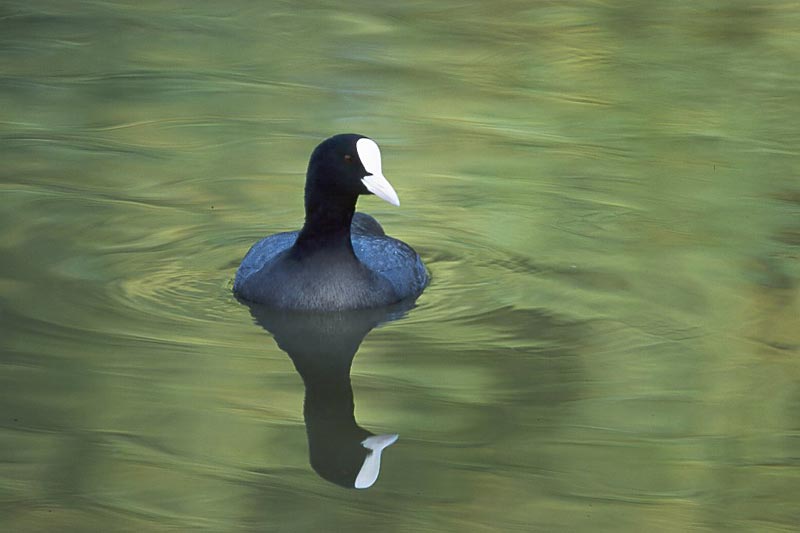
[234,213,429,311]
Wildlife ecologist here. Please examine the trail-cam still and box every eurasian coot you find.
[234,134,428,310]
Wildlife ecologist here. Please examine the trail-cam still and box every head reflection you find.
[248,302,414,489]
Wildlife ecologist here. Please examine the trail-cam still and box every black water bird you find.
[234,134,428,310]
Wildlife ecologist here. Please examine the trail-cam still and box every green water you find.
[2,1,799,531]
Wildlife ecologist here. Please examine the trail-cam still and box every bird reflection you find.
[248,301,415,489]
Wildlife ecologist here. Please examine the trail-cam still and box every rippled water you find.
[2,1,799,531]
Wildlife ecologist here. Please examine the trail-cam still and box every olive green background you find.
[1,1,799,531]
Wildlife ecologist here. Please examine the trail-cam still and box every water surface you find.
[1,1,799,531]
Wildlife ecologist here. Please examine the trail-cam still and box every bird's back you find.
[234,213,428,310]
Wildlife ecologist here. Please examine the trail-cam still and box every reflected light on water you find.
[1,1,799,532]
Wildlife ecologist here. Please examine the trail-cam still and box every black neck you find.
[293,188,357,255]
